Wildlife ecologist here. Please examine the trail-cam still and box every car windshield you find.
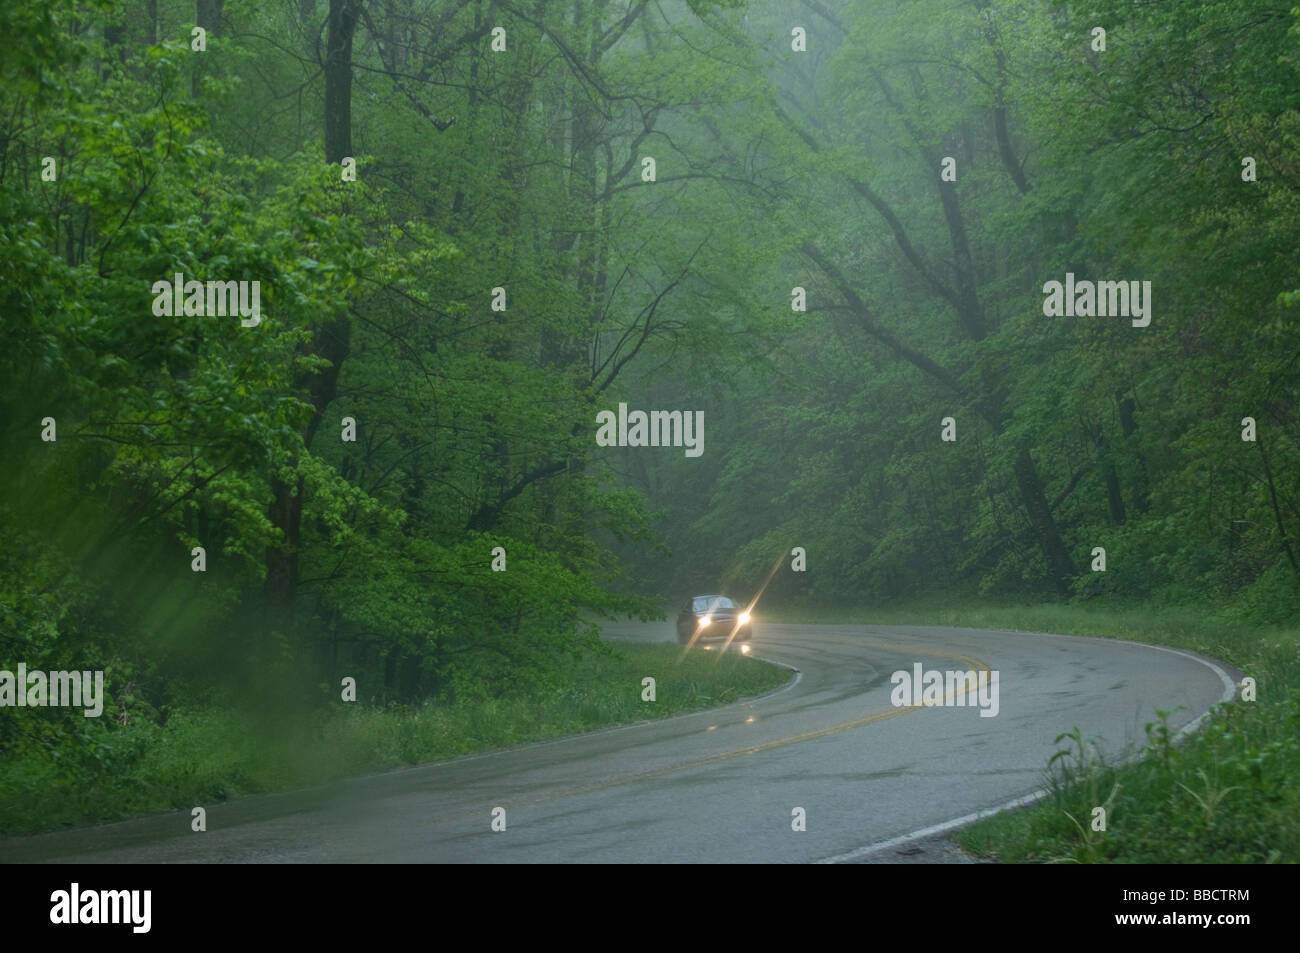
[693,596,735,612]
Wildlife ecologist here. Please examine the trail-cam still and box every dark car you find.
[675,594,753,649]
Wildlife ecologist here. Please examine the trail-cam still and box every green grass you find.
[765,599,1300,863]
[0,642,789,836]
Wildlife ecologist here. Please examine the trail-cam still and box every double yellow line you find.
[443,636,994,820]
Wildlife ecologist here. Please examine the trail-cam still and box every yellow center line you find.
[431,637,994,822]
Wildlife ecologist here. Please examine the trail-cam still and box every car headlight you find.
[738,611,751,624]
[699,615,711,627]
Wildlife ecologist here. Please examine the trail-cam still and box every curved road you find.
[3,622,1238,863]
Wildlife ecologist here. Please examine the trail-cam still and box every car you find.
[675,594,754,650]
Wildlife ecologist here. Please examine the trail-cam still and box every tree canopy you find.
[2,0,1298,766]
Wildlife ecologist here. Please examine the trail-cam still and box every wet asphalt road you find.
[2,622,1237,863]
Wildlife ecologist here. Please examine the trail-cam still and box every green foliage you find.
[615,0,1300,622]
[0,645,788,836]
[3,0,1299,844]
[943,605,1300,863]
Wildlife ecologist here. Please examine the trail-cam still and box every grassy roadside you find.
[0,642,789,836]
[763,600,1300,863]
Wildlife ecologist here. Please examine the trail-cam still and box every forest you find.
[1,0,1298,841]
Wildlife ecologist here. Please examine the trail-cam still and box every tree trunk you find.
[1257,435,1299,574]
[1104,462,1127,525]
[264,1,359,626]
[265,475,303,620]
[324,0,362,164]
[1013,449,1074,595]
[193,0,224,96]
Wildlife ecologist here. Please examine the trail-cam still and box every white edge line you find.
[816,633,1241,864]
[7,642,803,846]
[1099,639,1237,738]
[815,790,1050,864]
